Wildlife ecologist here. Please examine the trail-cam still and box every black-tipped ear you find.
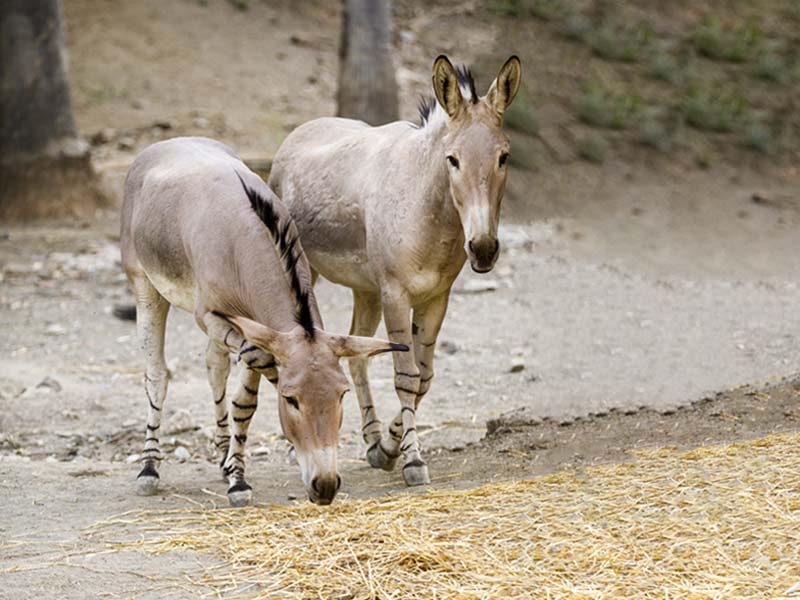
[432,55,464,119]
[487,55,522,118]
[326,333,409,358]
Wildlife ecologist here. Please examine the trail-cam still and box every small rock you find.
[174,446,191,462]
[117,136,135,150]
[458,279,499,294]
[125,453,141,464]
[439,340,459,355]
[152,119,174,130]
[90,128,116,145]
[122,419,138,428]
[36,376,62,392]
[165,409,197,435]
[130,99,144,110]
[45,323,67,336]
[192,117,209,128]
[287,493,298,500]
[251,445,271,456]
[509,358,525,373]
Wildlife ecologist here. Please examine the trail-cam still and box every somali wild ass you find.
[121,137,406,506]
[269,55,521,485]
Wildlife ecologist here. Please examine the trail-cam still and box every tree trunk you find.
[0,0,107,220]
[336,0,399,126]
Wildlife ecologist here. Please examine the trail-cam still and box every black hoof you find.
[227,480,252,507]
[402,459,430,486]
[366,441,399,471]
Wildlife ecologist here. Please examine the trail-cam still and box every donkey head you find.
[225,315,407,505]
[432,55,522,273]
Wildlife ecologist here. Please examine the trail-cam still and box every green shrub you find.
[755,49,789,83]
[693,17,762,63]
[638,114,672,151]
[577,83,640,129]
[588,23,652,63]
[505,94,539,136]
[490,0,566,20]
[741,118,773,152]
[647,49,681,83]
[562,14,593,42]
[682,88,746,133]
[577,135,607,163]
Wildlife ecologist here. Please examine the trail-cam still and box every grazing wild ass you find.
[269,55,521,486]
[121,137,406,506]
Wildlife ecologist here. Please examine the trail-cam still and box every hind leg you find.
[131,274,171,496]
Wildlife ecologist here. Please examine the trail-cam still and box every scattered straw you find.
[93,432,800,599]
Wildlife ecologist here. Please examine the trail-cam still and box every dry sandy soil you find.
[1,1,799,598]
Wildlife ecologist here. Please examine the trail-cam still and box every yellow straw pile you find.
[99,432,800,599]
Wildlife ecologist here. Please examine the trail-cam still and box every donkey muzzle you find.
[309,474,341,505]
[468,238,500,273]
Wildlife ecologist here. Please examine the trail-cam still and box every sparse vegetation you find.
[577,135,607,163]
[693,17,762,63]
[490,0,566,20]
[638,111,672,151]
[647,48,681,83]
[755,48,790,83]
[577,84,640,129]
[682,87,747,133]
[742,117,773,152]
[587,22,652,63]
[505,93,539,136]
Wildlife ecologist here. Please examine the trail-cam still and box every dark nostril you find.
[492,239,500,255]
[336,475,342,491]
[312,477,320,495]
[468,240,475,254]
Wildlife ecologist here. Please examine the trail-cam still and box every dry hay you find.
[96,432,800,599]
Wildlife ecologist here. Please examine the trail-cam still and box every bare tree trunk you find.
[336,0,399,125]
[0,0,107,220]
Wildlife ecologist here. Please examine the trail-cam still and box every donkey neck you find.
[411,119,463,242]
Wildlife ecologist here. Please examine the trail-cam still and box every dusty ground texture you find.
[1,0,799,598]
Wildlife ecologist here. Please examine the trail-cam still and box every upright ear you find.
[209,312,294,360]
[325,333,409,359]
[486,55,522,119]
[432,55,465,119]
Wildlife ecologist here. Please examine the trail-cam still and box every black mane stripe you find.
[235,173,316,338]
[455,64,478,104]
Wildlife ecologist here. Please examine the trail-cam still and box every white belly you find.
[146,269,196,313]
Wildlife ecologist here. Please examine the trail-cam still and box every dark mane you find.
[236,173,315,338]
[417,95,438,126]
[417,63,478,127]
[455,64,478,104]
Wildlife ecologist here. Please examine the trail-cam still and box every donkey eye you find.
[284,396,300,410]
[446,155,460,169]
[499,153,509,167]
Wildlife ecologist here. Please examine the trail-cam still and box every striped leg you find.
[206,338,231,477]
[381,293,428,486]
[132,276,171,496]
[222,366,260,507]
[384,292,449,472]
[347,291,395,469]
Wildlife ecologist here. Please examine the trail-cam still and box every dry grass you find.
[94,432,800,599]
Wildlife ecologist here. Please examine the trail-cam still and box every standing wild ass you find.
[121,137,406,506]
[269,55,521,486]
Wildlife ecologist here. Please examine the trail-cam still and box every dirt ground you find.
[2,1,799,598]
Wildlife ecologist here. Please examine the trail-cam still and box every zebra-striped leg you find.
[381,295,428,486]
[384,292,449,472]
[223,366,260,507]
[347,291,395,469]
[205,338,231,478]
[132,277,171,496]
